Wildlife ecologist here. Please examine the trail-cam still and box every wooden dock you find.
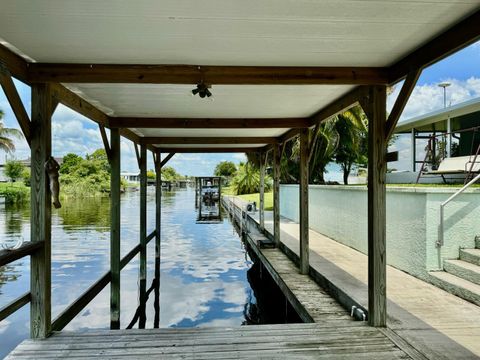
[7,323,416,360]
[6,196,424,360]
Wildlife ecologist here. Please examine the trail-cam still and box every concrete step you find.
[429,271,480,306]
[444,259,480,286]
[460,248,480,266]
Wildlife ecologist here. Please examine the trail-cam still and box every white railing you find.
[438,172,480,247]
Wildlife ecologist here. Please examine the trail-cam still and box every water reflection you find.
[0,188,300,358]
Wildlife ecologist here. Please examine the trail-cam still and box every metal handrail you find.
[438,172,480,247]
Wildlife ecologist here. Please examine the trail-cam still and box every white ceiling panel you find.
[0,1,478,66]
[65,84,354,118]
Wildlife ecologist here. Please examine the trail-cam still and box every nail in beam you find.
[299,129,309,275]
[365,85,387,327]
[273,144,281,245]
[110,128,121,329]
[139,144,147,328]
[30,84,52,338]
[259,152,265,230]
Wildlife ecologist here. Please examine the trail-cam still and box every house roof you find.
[395,96,480,133]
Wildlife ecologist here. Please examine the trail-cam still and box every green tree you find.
[333,107,367,184]
[4,159,25,182]
[60,153,83,174]
[231,162,272,195]
[161,166,180,181]
[0,109,24,153]
[214,161,237,178]
[147,170,156,180]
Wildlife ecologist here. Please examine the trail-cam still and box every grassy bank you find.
[222,186,273,211]
[0,182,30,204]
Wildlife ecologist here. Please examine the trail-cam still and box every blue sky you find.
[1,41,480,177]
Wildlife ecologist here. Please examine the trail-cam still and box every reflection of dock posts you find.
[30,84,53,338]
[218,177,222,217]
[195,177,199,208]
[138,144,147,328]
[154,150,162,328]
[109,128,121,329]
[199,177,203,216]
[273,144,281,246]
[299,129,309,275]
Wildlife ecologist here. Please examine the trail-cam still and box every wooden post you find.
[139,145,147,328]
[30,84,52,338]
[364,85,387,327]
[259,152,265,230]
[109,128,121,329]
[299,129,309,275]
[154,150,162,328]
[273,144,281,245]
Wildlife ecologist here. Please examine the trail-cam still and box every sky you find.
[1,41,480,177]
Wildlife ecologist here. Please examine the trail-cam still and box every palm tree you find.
[0,109,23,153]
[333,106,367,184]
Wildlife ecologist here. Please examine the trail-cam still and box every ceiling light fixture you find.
[192,83,212,98]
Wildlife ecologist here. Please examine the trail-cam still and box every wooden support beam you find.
[154,150,162,329]
[361,86,387,327]
[299,128,309,275]
[0,63,31,145]
[160,153,175,168]
[28,63,389,85]
[140,137,278,145]
[109,117,309,129]
[156,147,258,153]
[98,125,111,161]
[109,128,121,330]
[308,86,366,127]
[0,44,28,82]
[389,10,480,84]
[30,83,53,338]
[0,292,30,322]
[259,152,266,230]
[139,144,147,329]
[0,241,44,268]
[50,83,109,127]
[385,69,421,140]
[273,144,281,246]
[134,143,141,168]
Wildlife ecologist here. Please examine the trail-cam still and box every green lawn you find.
[236,192,273,211]
[0,182,30,204]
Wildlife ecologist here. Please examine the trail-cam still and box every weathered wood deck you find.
[7,323,414,360]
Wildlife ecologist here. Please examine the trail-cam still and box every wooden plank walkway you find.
[7,323,414,360]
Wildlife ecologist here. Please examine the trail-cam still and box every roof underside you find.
[0,1,479,151]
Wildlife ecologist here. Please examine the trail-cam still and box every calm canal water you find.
[0,187,289,358]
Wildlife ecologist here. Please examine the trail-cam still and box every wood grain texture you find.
[109,128,121,329]
[0,44,28,81]
[259,152,265,230]
[299,128,309,275]
[385,69,421,140]
[28,63,389,85]
[363,85,387,327]
[0,65,31,144]
[0,241,43,267]
[30,83,52,339]
[140,137,278,145]
[273,144,281,245]
[139,145,147,328]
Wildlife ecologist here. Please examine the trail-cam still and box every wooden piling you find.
[364,85,387,327]
[154,150,162,327]
[30,83,52,338]
[109,128,121,329]
[299,129,309,275]
[139,145,147,328]
[273,144,281,245]
[259,152,265,230]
